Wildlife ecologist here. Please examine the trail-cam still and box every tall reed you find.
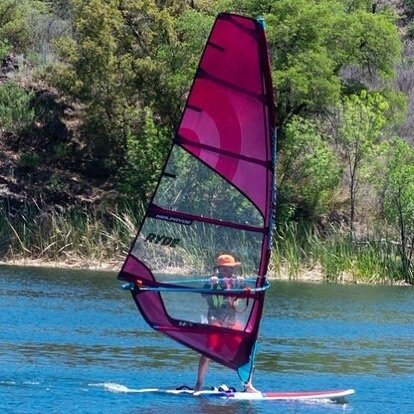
[0,201,144,267]
[271,222,404,284]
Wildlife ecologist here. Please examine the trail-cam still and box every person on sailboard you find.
[204,254,244,327]
[194,254,259,393]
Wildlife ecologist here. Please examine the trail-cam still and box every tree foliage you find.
[1,0,414,282]
[36,0,405,218]
[44,1,217,180]
[45,1,149,172]
[229,0,401,126]
[0,40,9,61]
[334,91,388,232]
[278,116,341,222]
[118,107,169,202]
[46,0,73,19]
[0,0,47,54]
[371,138,414,283]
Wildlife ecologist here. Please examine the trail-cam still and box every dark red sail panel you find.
[118,13,275,384]
[178,13,273,223]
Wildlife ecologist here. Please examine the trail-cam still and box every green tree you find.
[0,0,47,54]
[45,0,143,173]
[278,116,341,222]
[47,0,73,19]
[118,107,169,201]
[44,0,191,176]
[44,0,219,189]
[371,138,414,284]
[334,91,388,234]
[150,9,215,129]
[229,0,401,126]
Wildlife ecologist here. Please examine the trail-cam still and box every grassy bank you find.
[0,203,142,270]
[271,222,407,285]
[0,205,410,285]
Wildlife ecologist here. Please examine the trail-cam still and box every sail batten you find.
[196,68,268,102]
[177,135,272,167]
[118,12,275,385]
[148,205,268,233]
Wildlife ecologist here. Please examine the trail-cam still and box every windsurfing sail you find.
[118,12,275,384]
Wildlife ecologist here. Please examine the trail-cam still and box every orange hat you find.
[216,254,241,267]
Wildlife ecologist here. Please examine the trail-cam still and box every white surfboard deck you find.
[103,383,355,402]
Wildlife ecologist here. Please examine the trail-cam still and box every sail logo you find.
[155,214,192,225]
[145,233,180,248]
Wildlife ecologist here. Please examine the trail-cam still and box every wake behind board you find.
[113,385,355,402]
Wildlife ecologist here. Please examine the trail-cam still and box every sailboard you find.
[118,12,275,386]
[102,383,355,403]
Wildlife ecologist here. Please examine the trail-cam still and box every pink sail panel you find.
[178,13,273,219]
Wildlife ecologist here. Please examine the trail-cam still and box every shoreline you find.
[0,258,411,286]
[0,258,121,272]
[0,258,326,281]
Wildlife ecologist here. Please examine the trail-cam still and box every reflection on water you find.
[1,265,413,413]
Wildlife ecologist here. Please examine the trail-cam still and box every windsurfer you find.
[194,254,259,393]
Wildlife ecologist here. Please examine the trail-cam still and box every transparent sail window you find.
[159,289,254,330]
[131,217,263,276]
[153,146,263,227]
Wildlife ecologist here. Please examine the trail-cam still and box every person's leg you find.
[194,355,210,391]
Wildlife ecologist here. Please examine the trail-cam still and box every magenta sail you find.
[118,13,275,384]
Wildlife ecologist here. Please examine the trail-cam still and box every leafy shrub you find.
[53,142,70,158]
[18,152,41,169]
[0,82,35,133]
[279,116,341,221]
[0,39,9,61]
[48,173,65,193]
[118,107,169,202]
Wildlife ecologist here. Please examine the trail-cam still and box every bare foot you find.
[244,383,260,393]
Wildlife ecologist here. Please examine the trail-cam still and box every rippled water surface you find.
[1,266,413,413]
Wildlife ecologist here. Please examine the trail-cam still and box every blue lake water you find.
[1,265,413,413]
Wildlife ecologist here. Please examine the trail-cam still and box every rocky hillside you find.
[0,72,117,214]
